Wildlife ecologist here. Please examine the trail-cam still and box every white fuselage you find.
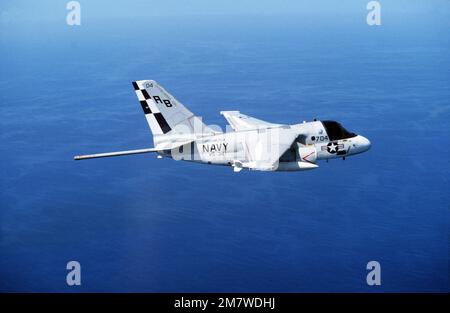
[163,121,371,171]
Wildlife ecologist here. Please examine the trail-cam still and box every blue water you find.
[0,3,449,292]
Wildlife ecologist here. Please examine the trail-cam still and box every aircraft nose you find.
[351,135,371,154]
[360,136,371,151]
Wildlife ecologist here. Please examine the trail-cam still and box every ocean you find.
[0,4,448,292]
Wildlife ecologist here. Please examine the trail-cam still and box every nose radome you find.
[361,136,371,151]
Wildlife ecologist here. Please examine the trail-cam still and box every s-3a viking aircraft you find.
[74,80,371,172]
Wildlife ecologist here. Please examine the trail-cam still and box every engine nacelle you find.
[277,161,318,171]
[297,145,317,163]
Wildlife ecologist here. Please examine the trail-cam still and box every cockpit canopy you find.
[322,120,356,141]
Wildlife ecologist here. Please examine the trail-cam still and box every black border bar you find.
[0,293,447,311]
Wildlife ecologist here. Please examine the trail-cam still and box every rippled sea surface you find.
[0,11,449,292]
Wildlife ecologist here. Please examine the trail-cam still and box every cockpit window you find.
[322,120,356,141]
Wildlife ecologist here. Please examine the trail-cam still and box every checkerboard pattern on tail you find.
[132,80,217,140]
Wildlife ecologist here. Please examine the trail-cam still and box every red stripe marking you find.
[302,151,315,164]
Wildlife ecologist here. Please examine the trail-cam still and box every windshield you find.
[322,120,356,141]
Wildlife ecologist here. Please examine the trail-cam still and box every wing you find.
[220,111,281,131]
[74,140,193,160]
[233,127,299,171]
